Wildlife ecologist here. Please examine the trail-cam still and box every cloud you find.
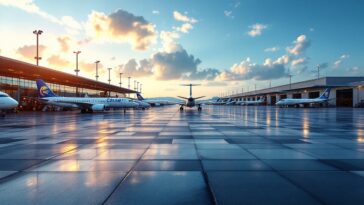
[0,0,81,34]
[121,45,218,81]
[152,10,160,15]
[159,30,181,53]
[0,0,59,23]
[224,10,233,18]
[334,54,349,68]
[347,66,361,74]
[152,46,201,80]
[291,58,306,66]
[217,57,287,81]
[185,68,221,80]
[287,35,310,55]
[86,9,157,50]
[247,24,267,37]
[318,62,328,69]
[47,55,71,68]
[57,36,71,53]
[204,81,228,87]
[175,23,193,33]
[173,11,197,23]
[16,44,46,61]
[79,61,104,74]
[234,2,241,8]
[264,47,279,52]
[121,59,153,77]
[172,11,197,34]
[274,55,290,64]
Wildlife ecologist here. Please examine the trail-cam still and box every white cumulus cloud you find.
[86,9,157,50]
[247,24,267,37]
[287,35,310,55]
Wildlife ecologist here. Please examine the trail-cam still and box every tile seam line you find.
[101,109,173,204]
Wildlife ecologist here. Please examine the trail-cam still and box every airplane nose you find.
[12,99,19,107]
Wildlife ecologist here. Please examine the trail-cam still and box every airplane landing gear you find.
[179,106,184,111]
[198,106,202,111]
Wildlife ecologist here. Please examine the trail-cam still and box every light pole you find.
[73,50,81,96]
[134,80,136,91]
[317,64,320,79]
[108,68,112,85]
[128,77,131,97]
[289,74,292,89]
[95,60,100,81]
[119,72,123,87]
[73,51,81,76]
[140,83,142,93]
[136,82,139,93]
[33,30,43,66]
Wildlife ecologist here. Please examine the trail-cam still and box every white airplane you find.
[200,97,220,105]
[276,88,331,107]
[0,91,18,116]
[241,97,266,106]
[178,84,205,111]
[136,93,182,106]
[134,100,151,110]
[36,79,138,113]
[208,97,225,105]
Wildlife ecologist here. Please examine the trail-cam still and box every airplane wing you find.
[194,96,205,100]
[56,100,94,108]
[177,96,189,100]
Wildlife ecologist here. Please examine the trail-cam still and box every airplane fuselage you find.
[40,97,138,109]
[186,97,196,107]
[276,98,327,106]
[0,92,18,110]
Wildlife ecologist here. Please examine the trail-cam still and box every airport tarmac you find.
[1,106,364,204]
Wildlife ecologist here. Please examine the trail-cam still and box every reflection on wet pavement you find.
[1,106,364,204]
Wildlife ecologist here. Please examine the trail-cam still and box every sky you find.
[0,0,363,98]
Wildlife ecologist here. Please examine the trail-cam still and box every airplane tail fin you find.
[36,79,58,98]
[136,93,144,100]
[318,88,331,100]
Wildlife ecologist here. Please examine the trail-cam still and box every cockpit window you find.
[0,94,8,97]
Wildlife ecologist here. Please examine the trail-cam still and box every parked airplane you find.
[0,91,18,116]
[210,98,226,105]
[134,100,151,110]
[241,97,266,106]
[275,88,331,107]
[36,79,138,113]
[178,84,205,111]
[201,97,221,105]
[136,93,181,106]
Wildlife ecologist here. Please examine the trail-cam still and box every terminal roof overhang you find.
[226,76,364,98]
[0,56,136,94]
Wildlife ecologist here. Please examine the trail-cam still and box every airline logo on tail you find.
[319,88,331,100]
[39,86,50,96]
[136,93,144,100]
[36,79,57,98]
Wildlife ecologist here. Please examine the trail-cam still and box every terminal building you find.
[228,77,364,107]
[0,56,136,110]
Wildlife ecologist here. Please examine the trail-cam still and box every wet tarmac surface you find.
[1,106,364,204]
